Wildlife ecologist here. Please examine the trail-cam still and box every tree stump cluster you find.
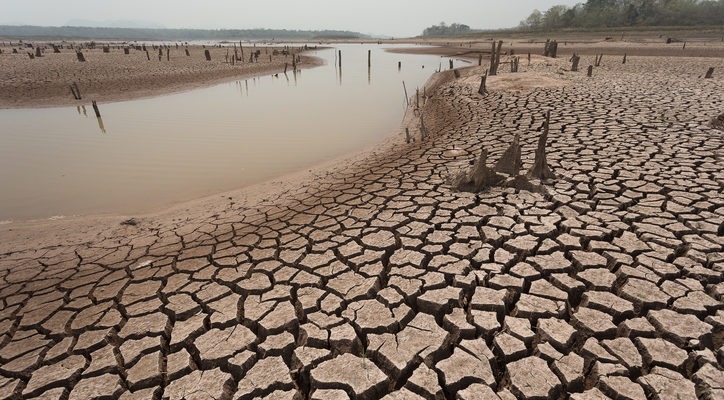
[450,112,556,193]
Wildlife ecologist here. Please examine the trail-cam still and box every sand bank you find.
[0,43,322,108]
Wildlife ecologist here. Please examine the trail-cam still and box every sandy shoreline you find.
[0,43,323,108]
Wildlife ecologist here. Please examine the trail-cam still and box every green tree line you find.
[422,22,474,37]
[0,25,366,40]
[520,0,724,30]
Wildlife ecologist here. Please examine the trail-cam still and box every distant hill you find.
[0,25,367,41]
[65,19,166,29]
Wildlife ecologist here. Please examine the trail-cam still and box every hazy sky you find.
[2,0,582,37]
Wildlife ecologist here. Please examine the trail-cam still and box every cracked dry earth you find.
[1,54,723,400]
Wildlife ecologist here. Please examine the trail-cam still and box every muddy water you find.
[0,44,458,220]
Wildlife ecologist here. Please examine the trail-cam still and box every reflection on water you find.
[96,117,106,134]
[0,44,455,220]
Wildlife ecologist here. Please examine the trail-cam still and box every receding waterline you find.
[0,44,456,220]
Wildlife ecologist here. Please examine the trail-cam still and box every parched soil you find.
[0,44,320,108]
[0,44,723,399]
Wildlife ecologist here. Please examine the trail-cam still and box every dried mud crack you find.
[1,53,723,400]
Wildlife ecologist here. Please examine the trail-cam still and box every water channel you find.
[0,44,458,220]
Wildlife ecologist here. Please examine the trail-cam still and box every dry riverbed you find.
[0,37,723,399]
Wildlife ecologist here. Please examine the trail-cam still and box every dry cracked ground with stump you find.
[0,52,722,399]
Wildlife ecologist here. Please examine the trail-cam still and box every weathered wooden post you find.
[52,44,60,53]
[510,57,520,73]
[527,52,531,65]
[35,47,42,57]
[145,50,150,60]
[166,48,170,61]
[587,65,593,77]
[420,114,428,139]
[398,61,401,70]
[622,53,627,64]
[544,39,550,57]
[70,82,82,100]
[405,128,410,144]
[478,70,488,95]
[338,50,342,68]
[103,45,110,53]
[489,40,503,75]
[449,59,454,70]
[705,67,715,78]
[368,49,371,67]
[402,81,409,106]
[205,49,211,61]
[595,54,603,67]
[570,54,580,71]
[478,54,482,66]
[91,101,101,118]
[124,47,130,55]
[76,51,86,62]
[185,48,190,56]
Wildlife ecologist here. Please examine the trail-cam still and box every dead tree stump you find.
[478,71,488,95]
[494,133,522,176]
[549,40,558,58]
[449,148,504,192]
[570,54,580,71]
[710,113,724,130]
[527,111,556,181]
